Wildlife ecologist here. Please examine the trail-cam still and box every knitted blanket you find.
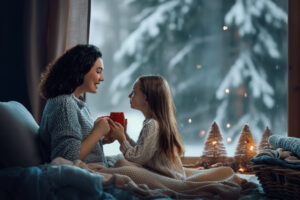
[268,135,300,158]
[51,157,257,200]
[251,148,300,170]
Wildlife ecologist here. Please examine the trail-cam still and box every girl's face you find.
[81,57,104,94]
[128,81,147,111]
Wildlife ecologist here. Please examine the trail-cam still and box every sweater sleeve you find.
[125,132,136,146]
[48,98,82,161]
[120,120,159,165]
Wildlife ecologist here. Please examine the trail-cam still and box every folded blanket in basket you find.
[257,148,300,164]
[268,135,300,158]
[251,148,300,169]
[251,155,300,170]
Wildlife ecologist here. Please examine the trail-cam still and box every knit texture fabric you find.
[120,119,185,180]
[268,135,300,158]
[39,94,107,165]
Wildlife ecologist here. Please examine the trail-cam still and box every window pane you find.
[88,0,288,156]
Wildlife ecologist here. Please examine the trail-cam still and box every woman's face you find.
[80,57,104,94]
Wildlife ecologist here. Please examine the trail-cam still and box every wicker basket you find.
[250,163,300,200]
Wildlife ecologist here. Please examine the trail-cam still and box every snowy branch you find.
[168,35,217,70]
[225,0,287,36]
[216,52,274,108]
[114,0,180,61]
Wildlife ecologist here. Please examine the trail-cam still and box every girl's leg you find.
[185,166,235,181]
[114,158,142,168]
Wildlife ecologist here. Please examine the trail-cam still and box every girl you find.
[38,44,114,165]
[109,75,186,180]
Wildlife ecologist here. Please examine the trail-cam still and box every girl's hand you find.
[124,119,128,133]
[108,119,126,143]
[102,133,116,144]
[93,117,110,139]
[124,119,131,141]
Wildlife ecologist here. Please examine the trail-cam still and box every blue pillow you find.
[0,101,42,168]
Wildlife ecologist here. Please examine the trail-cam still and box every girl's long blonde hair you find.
[137,75,184,160]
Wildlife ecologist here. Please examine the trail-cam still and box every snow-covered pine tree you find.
[202,122,227,158]
[235,124,257,171]
[111,0,232,142]
[215,0,287,145]
[258,126,274,151]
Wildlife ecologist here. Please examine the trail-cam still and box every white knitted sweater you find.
[120,119,185,180]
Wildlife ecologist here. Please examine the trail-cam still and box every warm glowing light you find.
[196,64,202,69]
[225,88,230,94]
[226,123,231,128]
[188,118,192,123]
[222,25,228,31]
[200,130,206,136]
[238,168,245,173]
[212,141,217,145]
[227,137,232,143]
[244,92,248,98]
[250,145,254,151]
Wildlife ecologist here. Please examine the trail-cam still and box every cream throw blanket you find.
[51,157,256,200]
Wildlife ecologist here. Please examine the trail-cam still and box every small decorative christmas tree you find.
[235,125,257,173]
[202,122,227,158]
[258,127,274,152]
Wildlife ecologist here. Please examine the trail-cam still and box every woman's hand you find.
[108,118,126,143]
[93,117,110,139]
[80,117,110,160]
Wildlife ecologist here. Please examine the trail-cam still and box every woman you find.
[38,44,112,166]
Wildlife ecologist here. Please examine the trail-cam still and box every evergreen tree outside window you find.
[88,0,288,156]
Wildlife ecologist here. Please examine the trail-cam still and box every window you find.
[88,0,288,156]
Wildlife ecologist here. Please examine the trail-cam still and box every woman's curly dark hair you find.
[39,44,102,99]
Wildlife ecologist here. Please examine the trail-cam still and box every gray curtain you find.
[24,0,91,123]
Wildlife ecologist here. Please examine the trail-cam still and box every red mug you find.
[109,112,125,127]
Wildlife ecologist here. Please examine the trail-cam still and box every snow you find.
[132,7,155,23]
[264,0,287,26]
[258,28,280,58]
[109,62,140,104]
[216,56,244,99]
[225,0,256,36]
[168,38,201,70]
[89,1,110,47]
[225,0,287,36]
[114,0,180,61]
[214,100,228,126]
[175,72,203,94]
[216,52,274,109]
[245,55,275,108]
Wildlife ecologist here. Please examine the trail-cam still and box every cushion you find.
[0,101,42,168]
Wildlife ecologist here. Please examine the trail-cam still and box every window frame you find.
[288,0,300,138]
